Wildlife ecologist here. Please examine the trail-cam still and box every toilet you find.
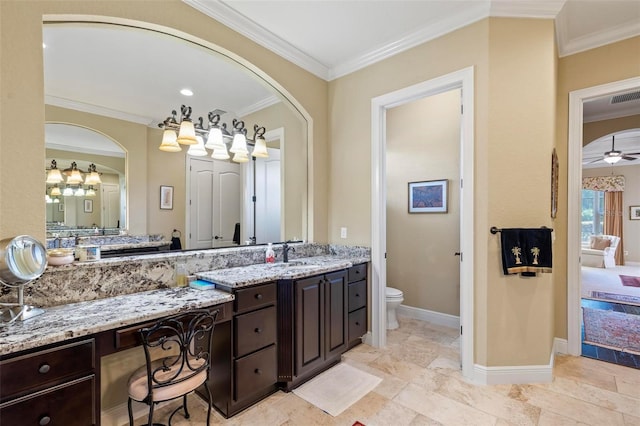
[385,286,404,330]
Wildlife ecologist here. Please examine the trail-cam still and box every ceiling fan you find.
[587,135,640,165]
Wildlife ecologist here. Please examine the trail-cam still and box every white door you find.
[101,183,120,228]
[255,148,281,243]
[188,158,241,249]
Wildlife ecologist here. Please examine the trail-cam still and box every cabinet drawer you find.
[235,306,277,357]
[348,264,367,283]
[0,339,94,400]
[234,345,277,402]
[235,283,276,314]
[348,308,367,342]
[115,302,232,351]
[348,280,367,312]
[0,375,95,425]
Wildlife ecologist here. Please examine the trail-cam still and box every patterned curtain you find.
[604,191,624,266]
[582,175,625,192]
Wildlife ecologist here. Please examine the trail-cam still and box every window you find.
[581,189,605,242]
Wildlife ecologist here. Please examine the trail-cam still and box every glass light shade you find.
[159,129,181,152]
[230,132,248,155]
[46,168,63,184]
[187,135,208,157]
[45,194,51,201]
[53,198,60,203]
[205,127,225,150]
[251,137,269,158]
[62,187,74,196]
[50,186,61,197]
[67,169,84,185]
[176,119,197,145]
[46,198,53,204]
[604,155,622,164]
[232,151,249,163]
[211,145,230,160]
[75,187,85,197]
[86,187,96,197]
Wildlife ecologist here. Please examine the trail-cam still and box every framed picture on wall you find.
[160,185,174,210]
[408,179,448,213]
[84,199,93,213]
[630,206,640,220]
[58,203,65,212]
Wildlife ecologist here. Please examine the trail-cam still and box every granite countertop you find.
[0,287,233,356]
[196,255,369,288]
[94,240,171,251]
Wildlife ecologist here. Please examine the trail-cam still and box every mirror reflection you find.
[43,22,307,250]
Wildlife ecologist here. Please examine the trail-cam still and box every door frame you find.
[566,76,640,355]
[371,66,475,379]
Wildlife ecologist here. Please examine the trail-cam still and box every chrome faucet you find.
[282,242,295,263]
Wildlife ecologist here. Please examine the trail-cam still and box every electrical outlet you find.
[340,227,347,239]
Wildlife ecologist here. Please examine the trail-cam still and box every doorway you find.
[567,76,640,356]
[371,67,475,380]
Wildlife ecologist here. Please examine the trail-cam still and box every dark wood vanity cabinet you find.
[348,263,368,348]
[209,282,278,418]
[278,269,349,389]
[0,338,97,426]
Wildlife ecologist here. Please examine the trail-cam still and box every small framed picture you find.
[160,185,174,210]
[408,179,448,213]
[84,199,93,213]
[630,206,640,220]
[58,203,65,212]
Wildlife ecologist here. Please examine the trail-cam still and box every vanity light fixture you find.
[62,187,74,197]
[158,106,269,162]
[50,184,62,197]
[84,164,102,185]
[46,160,103,186]
[86,186,96,197]
[75,186,86,197]
[66,162,84,185]
[46,160,64,184]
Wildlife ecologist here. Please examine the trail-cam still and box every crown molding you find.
[45,142,126,158]
[46,95,154,126]
[558,19,640,57]
[490,0,565,18]
[184,0,330,80]
[237,95,281,118]
[329,2,489,80]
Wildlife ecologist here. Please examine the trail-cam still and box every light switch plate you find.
[340,227,347,239]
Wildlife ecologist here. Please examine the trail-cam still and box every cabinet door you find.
[324,270,348,359]
[295,275,325,376]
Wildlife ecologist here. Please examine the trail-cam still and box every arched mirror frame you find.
[42,15,314,245]
[45,121,128,232]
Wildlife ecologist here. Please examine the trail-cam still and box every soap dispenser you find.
[265,243,275,263]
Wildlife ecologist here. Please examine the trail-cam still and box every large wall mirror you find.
[43,22,308,249]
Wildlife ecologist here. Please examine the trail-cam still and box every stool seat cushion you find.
[128,356,207,402]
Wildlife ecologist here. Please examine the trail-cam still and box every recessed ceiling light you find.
[180,89,193,96]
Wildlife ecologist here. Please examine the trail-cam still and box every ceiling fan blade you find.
[622,155,638,161]
[586,158,604,164]
[624,152,640,156]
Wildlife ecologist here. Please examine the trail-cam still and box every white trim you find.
[362,331,373,346]
[558,19,640,58]
[472,359,553,385]
[397,305,460,330]
[567,76,640,356]
[371,67,474,381]
[553,337,568,355]
[490,1,565,18]
[45,95,154,126]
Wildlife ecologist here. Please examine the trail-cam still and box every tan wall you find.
[386,90,461,316]
[0,0,328,244]
[583,165,640,263]
[584,114,640,145]
[329,18,556,366]
[555,36,640,340]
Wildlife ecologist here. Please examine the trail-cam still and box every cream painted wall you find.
[0,0,328,244]
[583,165,640,263]
[45,105,147,234]
[555,36,640,340]
[386,90,461,316]
[329,18,556,366]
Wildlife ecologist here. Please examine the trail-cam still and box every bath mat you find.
[619,275,640,287]
[590,291,640,306]
[582,307,640,355]
[292,363,382,417]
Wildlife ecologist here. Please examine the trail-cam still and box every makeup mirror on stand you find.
[0,236,47,323]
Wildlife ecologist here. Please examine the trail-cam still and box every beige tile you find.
[537,409,590,426]
[362,399,420,426]
[272,392,337,425]
[553,355,618,392]
[623,413,640,425]
[534,375,640,417]
[333,391,390,425]
[341,343,383,364]
[434,374,540,425]
[616,376,640,398]
[369,352,428,382]
[508,384,625,425]
[395,383,497,426]
[409,414,444,425]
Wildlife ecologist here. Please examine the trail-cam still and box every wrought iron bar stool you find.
[127,309,219,426]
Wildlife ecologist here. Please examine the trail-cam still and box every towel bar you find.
[490,226,552,234]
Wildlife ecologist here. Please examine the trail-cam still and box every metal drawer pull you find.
[355,322,360,326]
[39,415,51,425]
[254,327,262,333]
[254,368,262,375]
[355,293,360,297]
[38,364,50,374]
[254,293,263,300]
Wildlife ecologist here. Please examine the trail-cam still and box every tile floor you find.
[130,316,640,425]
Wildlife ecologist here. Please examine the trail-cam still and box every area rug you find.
[590,291,640,306]
[619,274,640,287]
[292,363,382,416]
[582,307,640,355]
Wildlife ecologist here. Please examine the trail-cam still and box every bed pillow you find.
[591,237,611,250]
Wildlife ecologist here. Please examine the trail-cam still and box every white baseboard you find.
[362,331,373,346]
[553,337,568,354]
[397,304,460,329]
[471,343,555,385]
[624,261,640,266]
[101,399,173,426]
